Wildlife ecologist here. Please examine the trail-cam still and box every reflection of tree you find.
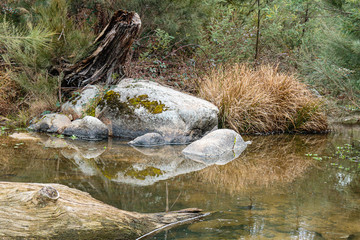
[195,134,328,194]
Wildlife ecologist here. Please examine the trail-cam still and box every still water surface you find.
[0,125,359,239]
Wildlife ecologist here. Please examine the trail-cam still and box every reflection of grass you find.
[195,134,328,193]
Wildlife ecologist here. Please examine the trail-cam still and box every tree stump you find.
[62,10,141,88]
[0,181,206,239]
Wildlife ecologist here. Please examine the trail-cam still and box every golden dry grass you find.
[199,64,328,134]
[0,69,19,116]
[0,68,57,124]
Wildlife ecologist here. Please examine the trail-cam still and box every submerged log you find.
[62,10,141,88]
[0,182,206,239]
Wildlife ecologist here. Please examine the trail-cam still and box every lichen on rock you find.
[98,91,168,115]
[98,90,134,116]
[127,94,168,114]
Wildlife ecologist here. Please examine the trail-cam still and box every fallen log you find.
[0,182,206,239]
[62,10,141,88]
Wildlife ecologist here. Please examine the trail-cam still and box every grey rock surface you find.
[182,129,250,164]
[63,116,108,140]
[61,85,100,120]
[96,79,219,144]
[128,133,165,147]
[28,113,71,133]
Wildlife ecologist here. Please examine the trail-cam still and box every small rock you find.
[28,113,71,133]
[128,133,165,147]
[9,133,40,141]
[63,116,108,140]
[182,129,249,164]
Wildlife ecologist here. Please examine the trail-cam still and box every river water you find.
[0,125,359,239]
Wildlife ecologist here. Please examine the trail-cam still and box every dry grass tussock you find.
[196,134,328,194]
[0,68,57,123]
[199,64,328,134]
[0,69,19,116]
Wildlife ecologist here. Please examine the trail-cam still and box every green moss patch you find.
[98,90,134,116]
[98,91,168,115]
[128,94,167,114]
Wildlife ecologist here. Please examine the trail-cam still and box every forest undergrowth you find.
[1,0,358,133]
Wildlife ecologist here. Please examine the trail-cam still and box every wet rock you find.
[63,116,108,140]
[9,133,40,141]
[128,133,165,147]
[95,79,218,143]
[28,113,71,133]
[61,85,100,120]
[182,129,250,164]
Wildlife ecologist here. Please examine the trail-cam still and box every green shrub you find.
[0,0,95,121]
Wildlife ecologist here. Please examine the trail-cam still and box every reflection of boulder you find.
[37,133,243,186]
[113,158,206,186]
[61,149,103,176]
[59,140,106,176]
[109,143,243,186]
[37,134,107,177]
[43,137,69,148]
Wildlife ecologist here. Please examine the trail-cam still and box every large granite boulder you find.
[63,116,108,140]
[61,79,219,143]
[28,113,71,133]
[97,79,218,143]
[182,129,250,164]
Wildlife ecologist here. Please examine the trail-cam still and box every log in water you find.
[0,182,205,239]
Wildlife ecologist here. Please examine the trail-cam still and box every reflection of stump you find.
[0,182,205,239]
[62,10,141,88]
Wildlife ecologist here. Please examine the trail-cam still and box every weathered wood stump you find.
[0,182,205,239]
[62,10,141,88]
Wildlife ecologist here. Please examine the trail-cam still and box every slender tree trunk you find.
[302,2,310,37]
[62,10,141,89]
[254,0,261,61]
